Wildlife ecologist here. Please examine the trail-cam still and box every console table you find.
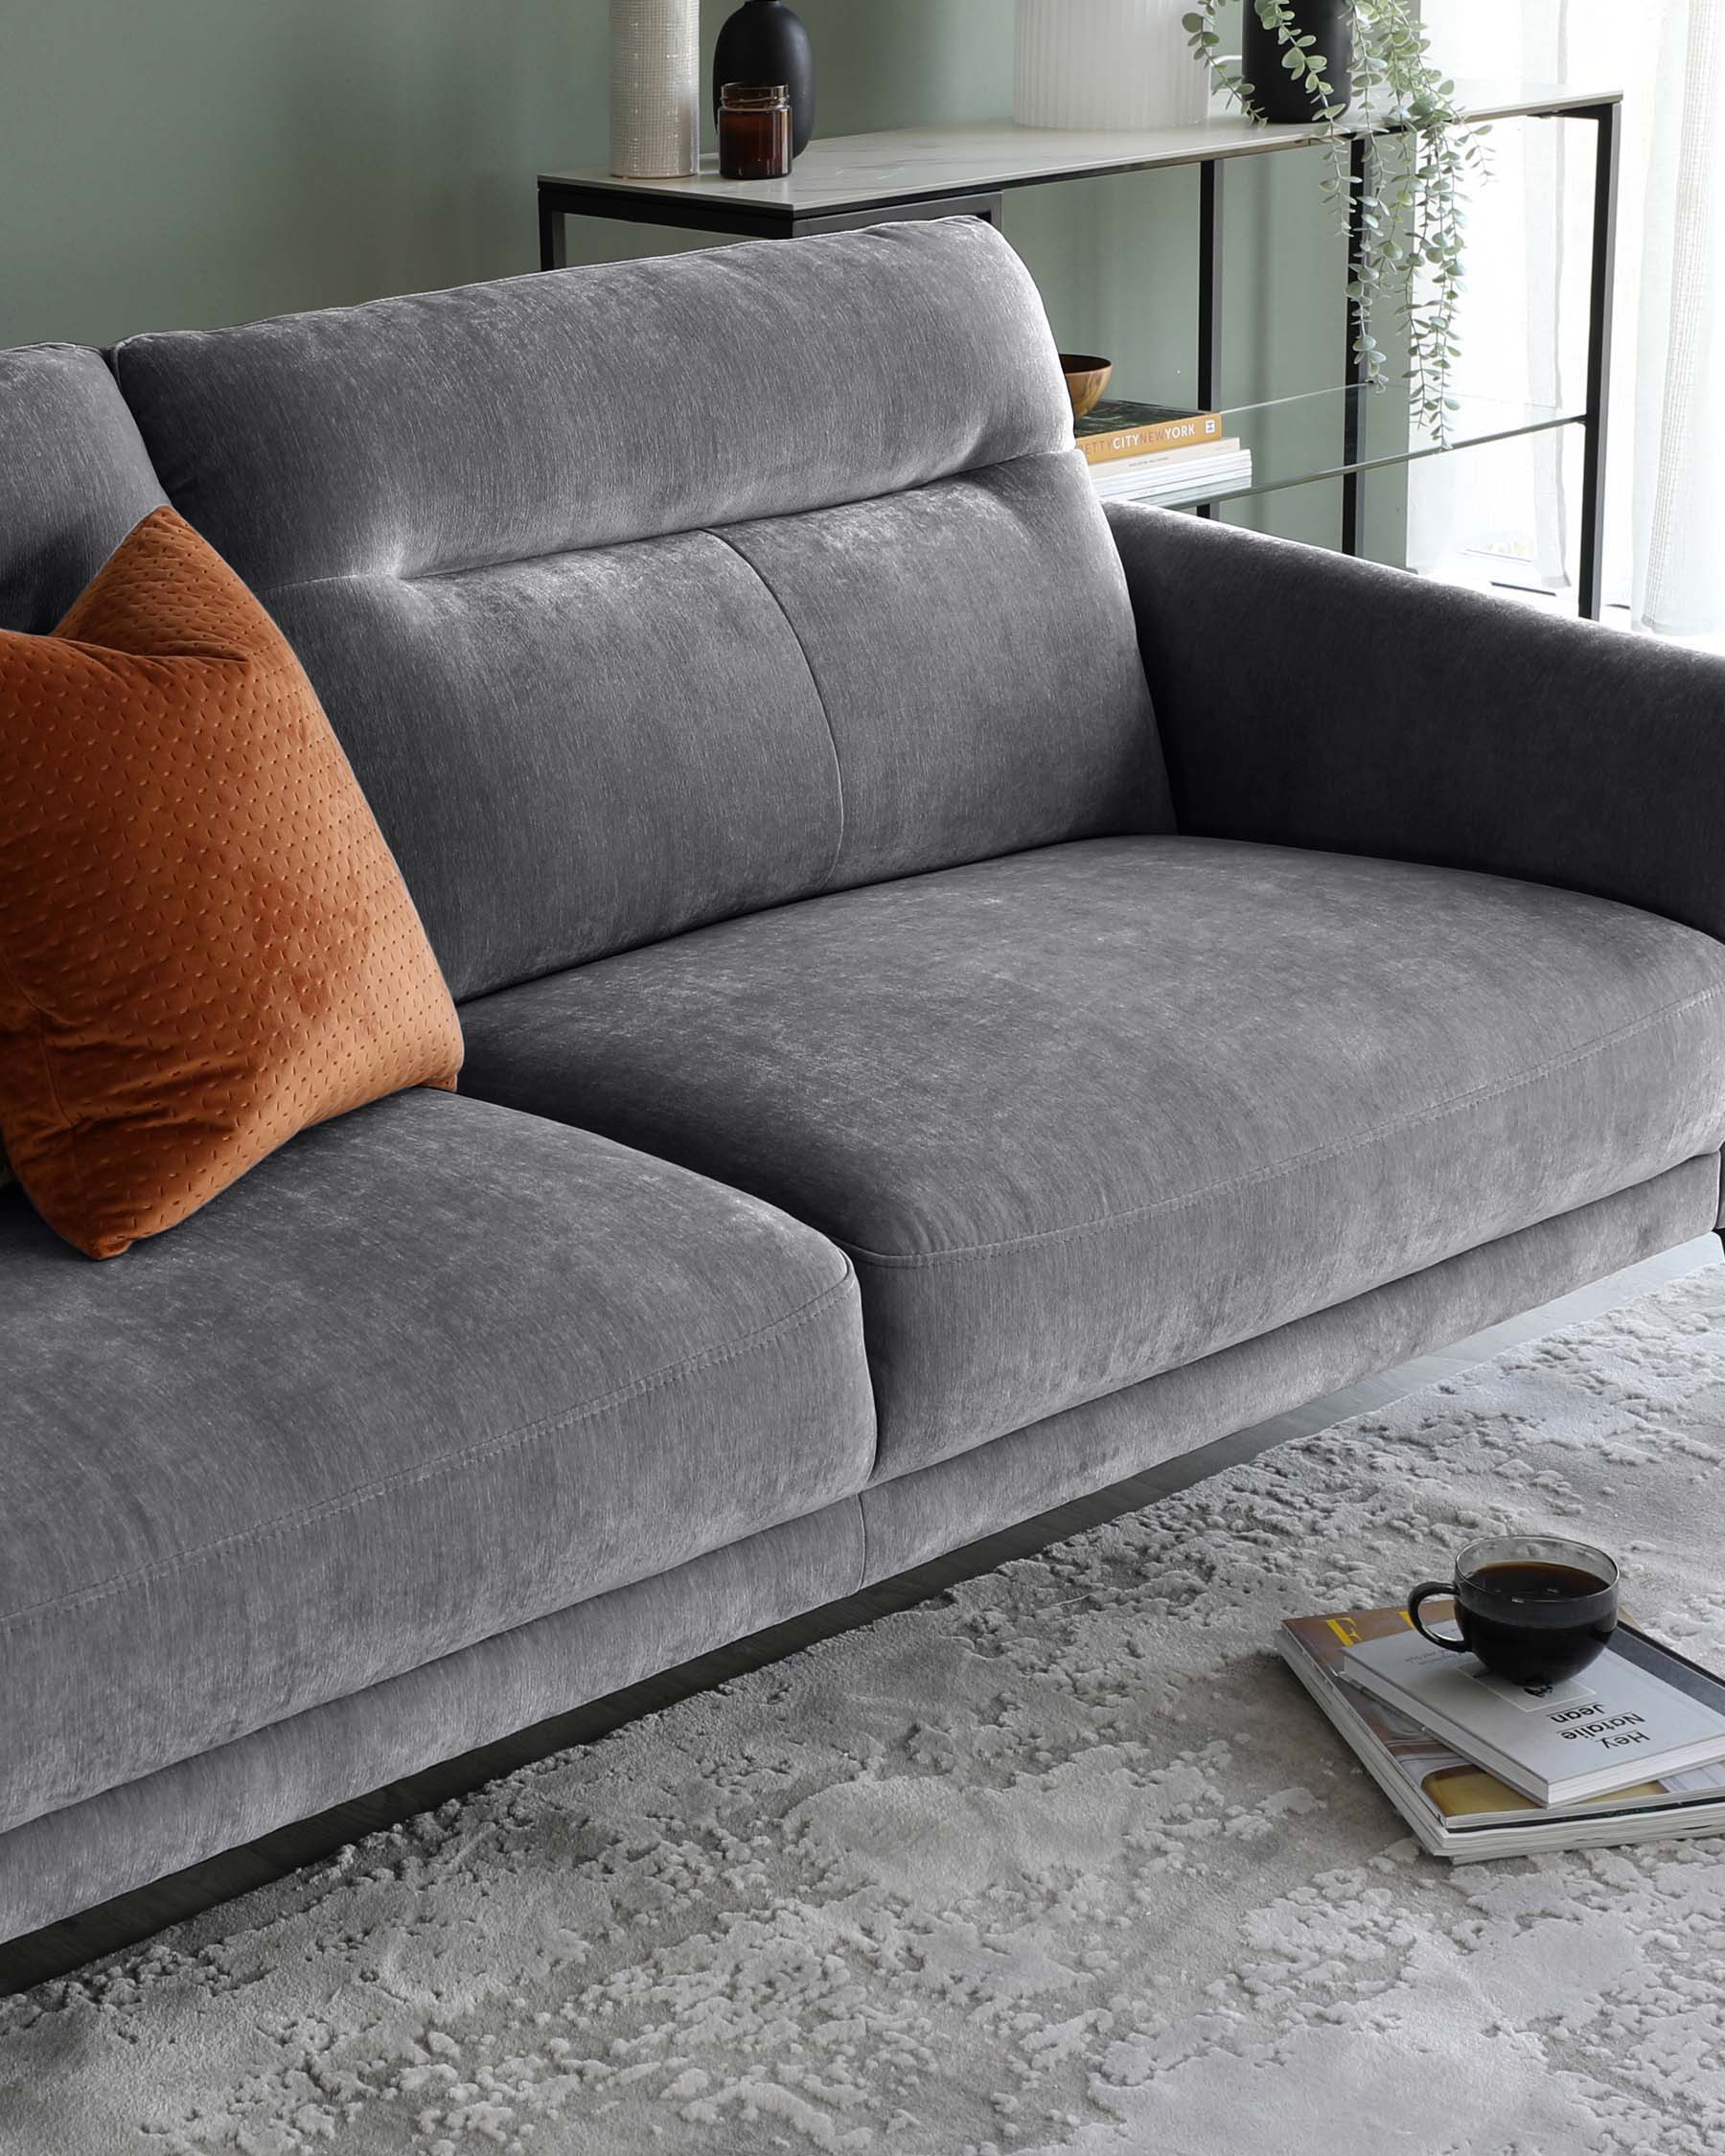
[540,81,1621,617]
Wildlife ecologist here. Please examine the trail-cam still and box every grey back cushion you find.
[0,348,164,1198]
[0,345,166,633]
[113,220,1171,999]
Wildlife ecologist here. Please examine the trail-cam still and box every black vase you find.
[1240,0,1354,124]
[713,0,816,159]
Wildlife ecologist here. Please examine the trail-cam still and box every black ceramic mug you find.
[1407,1535,1620,1686]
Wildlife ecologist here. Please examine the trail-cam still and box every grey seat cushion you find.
[459,837,1725,1479]
[0,1091,873,1834]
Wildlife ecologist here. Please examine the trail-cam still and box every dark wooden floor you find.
[4,1235,1715,1997]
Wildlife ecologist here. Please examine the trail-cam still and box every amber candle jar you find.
[718,82,793,180]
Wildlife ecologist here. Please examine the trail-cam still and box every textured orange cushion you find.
[0,508,463,1258]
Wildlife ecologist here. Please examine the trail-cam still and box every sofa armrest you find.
[1106,500,1725,943]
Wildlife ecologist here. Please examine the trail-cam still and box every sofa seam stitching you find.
[705,526,847,886]
[839,981,1725,1270]
[236,454,1046,598]
[0,1270,859,1636]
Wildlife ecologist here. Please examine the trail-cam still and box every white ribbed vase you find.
[610,0,701,178]
[1014,0,1210,130]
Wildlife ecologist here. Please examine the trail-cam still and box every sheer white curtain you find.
[1413,0,1725,640]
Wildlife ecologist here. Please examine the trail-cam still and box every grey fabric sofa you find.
[5,218,1725,1950]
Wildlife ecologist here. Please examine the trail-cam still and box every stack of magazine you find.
[1076,400,1253,509]
[1279,1603,1725,1862]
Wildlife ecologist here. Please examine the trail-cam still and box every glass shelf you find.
[1125,384,1588,511]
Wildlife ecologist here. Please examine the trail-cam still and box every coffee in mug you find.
[1407,1535,1620,1686]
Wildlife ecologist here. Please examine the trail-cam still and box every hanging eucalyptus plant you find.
[1183,0,1488,440]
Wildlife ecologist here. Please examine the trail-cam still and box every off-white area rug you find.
[8,1267,1725,2156]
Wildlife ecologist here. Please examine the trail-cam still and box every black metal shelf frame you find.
[539,97,1621,617]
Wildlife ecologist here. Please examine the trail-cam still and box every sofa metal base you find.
[4,1158,1716,1980]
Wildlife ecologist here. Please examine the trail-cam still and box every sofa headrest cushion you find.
[111,219,1075,593]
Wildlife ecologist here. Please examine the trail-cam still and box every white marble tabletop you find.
[542,80,1620,217]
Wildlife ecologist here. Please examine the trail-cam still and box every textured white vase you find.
[610,0,701,178]
[1014,0,1210,130]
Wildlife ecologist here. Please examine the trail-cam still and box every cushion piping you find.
[838,980,1725,1267]
[0,1265,860,1636]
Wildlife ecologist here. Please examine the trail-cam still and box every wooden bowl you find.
[1060,353,1114,421]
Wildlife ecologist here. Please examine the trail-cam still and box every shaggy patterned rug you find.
[7,1268,1725,2155]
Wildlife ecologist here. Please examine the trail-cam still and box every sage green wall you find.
[0,0,1007,350]
[0,0,1397,554]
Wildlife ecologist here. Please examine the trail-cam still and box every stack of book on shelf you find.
[1077,400,1253,508]
[1279,1603,1725,1862]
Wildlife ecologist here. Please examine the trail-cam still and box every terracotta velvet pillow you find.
[0,507,463,1258]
